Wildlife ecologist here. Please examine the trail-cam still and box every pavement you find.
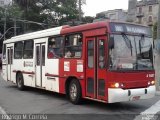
[0,77,160,120]
[156,91,160,96]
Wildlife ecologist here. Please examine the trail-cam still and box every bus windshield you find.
[109,34,153,71]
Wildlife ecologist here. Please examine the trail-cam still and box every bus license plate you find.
[130,96,140,101]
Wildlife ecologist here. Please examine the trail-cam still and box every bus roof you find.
[61,20,151,36]
[61,20,109,34]
[3,26,69,44]
[3,20,151,44]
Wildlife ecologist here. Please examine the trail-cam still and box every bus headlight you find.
[148,80,155,86]
[110,82,124,88]
[151,80,155,85]
[115,83,120,88]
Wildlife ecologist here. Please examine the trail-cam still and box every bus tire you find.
[68,79,82,104]
[16,73,25,90]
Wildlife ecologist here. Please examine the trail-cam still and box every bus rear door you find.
[35,41,46,88]
[6,44,14,81]
[86,36,107,101]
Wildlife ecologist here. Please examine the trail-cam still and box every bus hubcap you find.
[70,84,77,100]
[17,76,22,87]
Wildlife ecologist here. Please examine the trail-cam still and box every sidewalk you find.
[156,91,160,96]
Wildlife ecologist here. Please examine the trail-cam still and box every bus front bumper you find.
[108,86,156,103]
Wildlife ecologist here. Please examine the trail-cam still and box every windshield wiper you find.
[121,33,133,56]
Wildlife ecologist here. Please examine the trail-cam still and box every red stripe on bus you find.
[12,70,35,75]
[22,71,35,75]
[45,73,60,77]
[13,70,17,73]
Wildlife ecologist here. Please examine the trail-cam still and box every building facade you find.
[96,9,128,22]
[128,0,159,26]
[0,0,12,7]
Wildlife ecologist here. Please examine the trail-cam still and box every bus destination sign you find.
[109,22,151,36]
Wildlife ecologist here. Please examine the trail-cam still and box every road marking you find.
[0,106,11,120]
[134,100,160,120]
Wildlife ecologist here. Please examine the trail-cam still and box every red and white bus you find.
[2,21,155,104]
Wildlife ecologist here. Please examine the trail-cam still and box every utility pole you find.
[157,0,160,39]
[78,0,82,21]
[0,27,20,40]
[155,0,160,91]
[14,18,17,36]
[3,8,7,40]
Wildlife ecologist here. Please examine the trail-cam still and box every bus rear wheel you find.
[16,73,25,90]
[69,79,82,104]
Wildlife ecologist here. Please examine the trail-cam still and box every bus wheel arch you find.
[16,71,25,90]
[65,77,82,104]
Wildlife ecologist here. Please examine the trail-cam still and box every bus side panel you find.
[59,59,65,94]
[2,45,7,81]
[45,59,59,92]
[2,63,7,81]
[13,59,24,84]
[22,59,35,87]
[59,59,85,97]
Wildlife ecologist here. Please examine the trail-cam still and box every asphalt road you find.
[0,76,160,120]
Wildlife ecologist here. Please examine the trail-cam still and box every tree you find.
[153,22,157,40]
[13,0,80,30]
[0,3,23,53]
[82,16,95,23]
[0,3,23,38]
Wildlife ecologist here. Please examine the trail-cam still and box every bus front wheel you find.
[16,73,25,90]
[69,79,82,104]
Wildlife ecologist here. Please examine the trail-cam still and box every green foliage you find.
[82,16,95,23]
[0,4,23,21]
[0,3,23,39]
[8,4,23,19]
[153,22,157,40]
[0,0,85,38]
[0,3,23,53]
[13,0,80,29]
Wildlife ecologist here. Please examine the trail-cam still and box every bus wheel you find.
[16,73,25,90]
[69,79,82,104]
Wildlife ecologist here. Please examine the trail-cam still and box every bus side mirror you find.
[109,37,114,49]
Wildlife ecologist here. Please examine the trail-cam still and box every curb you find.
[0,106,11,120]
[0,106,7,114]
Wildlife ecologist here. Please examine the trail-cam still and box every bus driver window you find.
[64,34,82,58]
[48,36,64,59]
[65,50,72,58]
[48,39,56,58]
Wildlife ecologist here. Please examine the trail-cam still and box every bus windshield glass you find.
[109,34,153,71]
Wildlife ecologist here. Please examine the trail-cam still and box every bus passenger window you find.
[36,46,40,65]
[42,45,45,66]
[65,50,72,58]
[2,44,6,59]
[48,36,64,59]
[64,34,82,58]
[23,40,33,59]
[99,40,105,68]
[14,42,23,59]
[87,41,94,68]
[10,49,13,64]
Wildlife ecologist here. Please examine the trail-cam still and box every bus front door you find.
[86,36,107,101]
[7,47,13,81]
[35,43,46,87]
